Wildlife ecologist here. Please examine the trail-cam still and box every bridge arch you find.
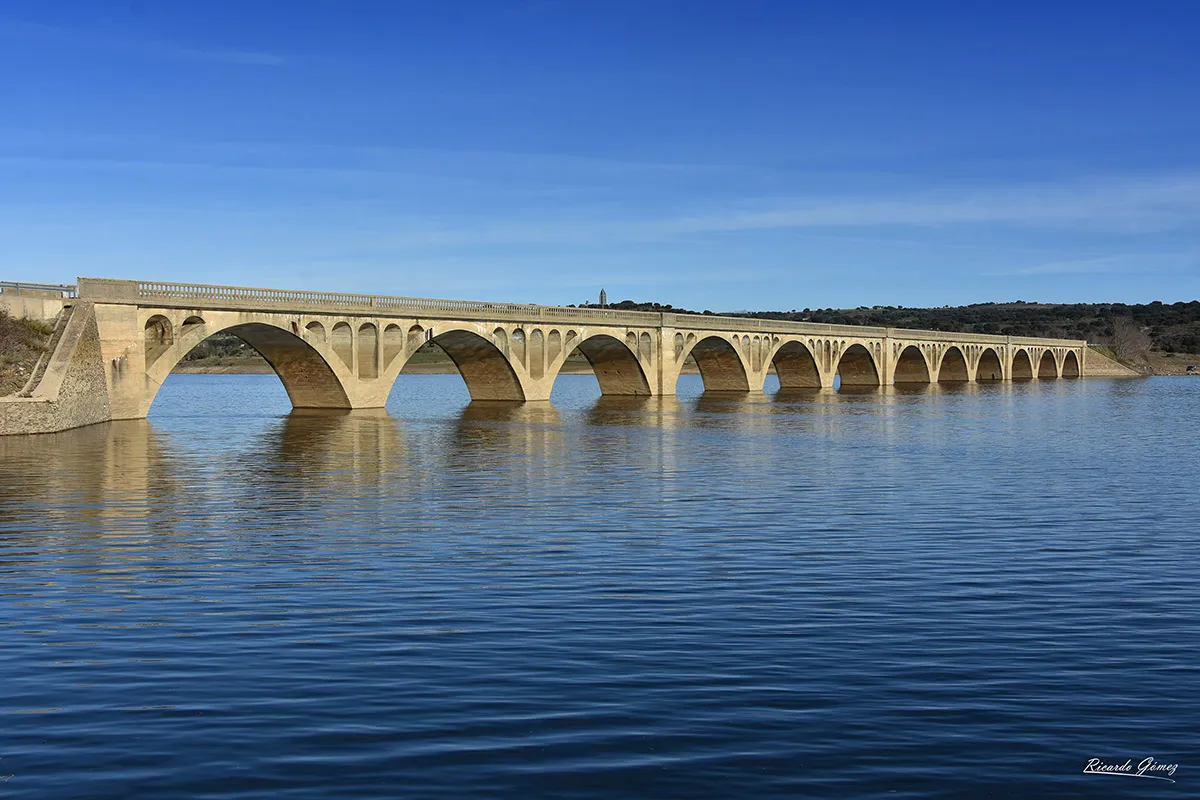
[406,328,527,401]
[144,315,174,367]
[937,346,970,383]
[1062,350,1081,378]
[1038,350,1059,379]
[331,322,353,369]
[678,335,751,392]
[549,332,651,396]
[976,347,1003,381]
[770,340,823,389]
[304,320,326,345]
[893,345,932,384]
[382,324,404,372]
[144,318,353,414]
[835,343,880,387]
[358,323,379,379]
[1011,348,1034,380]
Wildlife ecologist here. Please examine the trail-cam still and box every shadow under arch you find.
[1011,348,1034,380]
[835,343,880,388]
[149,321,352,414]
[977,347,1003,381]
[893,345,931,384]
[938,346,970,383]
[1062,350,1081,378]
[559,333,651,395]
[771,341,823,389]
[1038,350,1059,379]
[425,329,526,401]
[684,336,750,392]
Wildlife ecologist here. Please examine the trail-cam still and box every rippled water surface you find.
[2,374,1198,798]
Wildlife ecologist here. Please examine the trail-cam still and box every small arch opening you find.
[511,328,527,367]
[383,324,404,371]
[331,322,353,369]
[144,315,174,366]
[530,329,545,379]
[358,323,379,379]
[304,321,326,345]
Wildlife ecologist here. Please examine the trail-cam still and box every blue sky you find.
[2,0,1198,309]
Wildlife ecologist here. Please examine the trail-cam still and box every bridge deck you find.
[76,277,1085,349]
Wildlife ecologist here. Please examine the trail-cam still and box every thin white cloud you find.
[663,173,1200,235]
[0,18,287,67]
[4,131,1200,245]
[985,252,1195,278]
[361,171,1200,247]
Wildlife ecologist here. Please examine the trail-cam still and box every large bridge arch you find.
[677,334,752,392]
[429,329,527,400]
[548,332,652,396]
[143,316,353,415]
[835,342,880,387]
[893,345,932,384]
[976,347,1004,381]
[1062,350,1081,378]
[769,339,824,389]
[379,325,530,402]
[1011,348,1034,380]
[937,346,970,383]
[1038,349,1059,379]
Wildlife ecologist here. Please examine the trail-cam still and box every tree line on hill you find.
[576,299,1200,357]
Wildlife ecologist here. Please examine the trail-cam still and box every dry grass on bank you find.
[1090,343,1200,376]
[0,309,53,396]
[1142,351,1200,376]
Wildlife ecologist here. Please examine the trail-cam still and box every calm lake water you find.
[2,374,1198,798]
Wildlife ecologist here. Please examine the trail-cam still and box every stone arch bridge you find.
[67,278,1089,421]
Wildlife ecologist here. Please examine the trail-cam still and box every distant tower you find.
[599,288,607,307]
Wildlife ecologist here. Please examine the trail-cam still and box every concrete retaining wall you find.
[1085,347,1144,377]
[0,303,113,435]
[0,289,66,322]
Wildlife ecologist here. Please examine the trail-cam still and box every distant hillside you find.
[579,299,1200,355]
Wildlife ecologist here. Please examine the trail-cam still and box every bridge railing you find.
[75,277,1086,348]
[83,278,665,325]
[1,281,78,297]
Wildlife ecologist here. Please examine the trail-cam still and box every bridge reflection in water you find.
[0,370,1116,624]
